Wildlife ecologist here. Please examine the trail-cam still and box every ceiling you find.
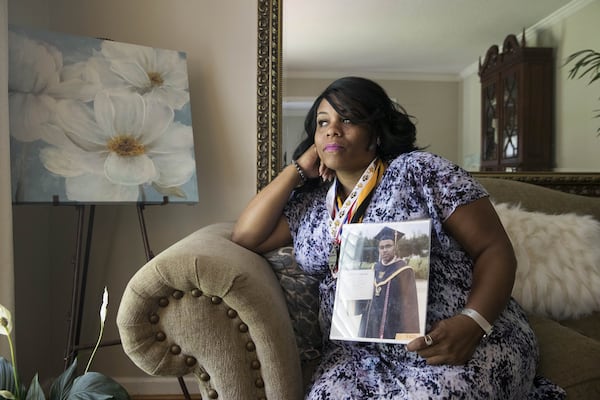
[282,0,585,79]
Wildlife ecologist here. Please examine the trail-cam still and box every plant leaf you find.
[0,358,17,394]
[49,360,78,400]
[0,390,17,399]
[589,73,600,85]
[565,49,600,84]
[67,373,129,400]
[25,374,46,400]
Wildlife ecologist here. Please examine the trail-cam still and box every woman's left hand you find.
[406,314,485,365]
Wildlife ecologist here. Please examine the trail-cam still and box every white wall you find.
[459,0,600,171]
[551,0,600,171]
[287,0,600,175]
[284,77,460,165]
[0,0,15,362]
[9,0,257,393]
[458,73,482,170]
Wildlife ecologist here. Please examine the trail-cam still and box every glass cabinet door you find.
[481,82,498,163]
[501,70,519,161]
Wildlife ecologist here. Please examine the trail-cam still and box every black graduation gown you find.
[359,259,420,339]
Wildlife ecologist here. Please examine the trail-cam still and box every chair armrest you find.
[117,222,303,400]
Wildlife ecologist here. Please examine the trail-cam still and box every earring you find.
[369,137,380,151]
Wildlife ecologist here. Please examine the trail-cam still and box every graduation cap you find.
[374,226,405,242]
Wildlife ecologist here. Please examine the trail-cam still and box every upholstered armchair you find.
[116,221,304,399]
[117,176,600,399]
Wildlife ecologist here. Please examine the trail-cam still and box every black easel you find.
[63,203,96,368]
[62,199,191,400]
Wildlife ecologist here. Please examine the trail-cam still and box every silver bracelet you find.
[291,159,308,184]
[461,308,493,337]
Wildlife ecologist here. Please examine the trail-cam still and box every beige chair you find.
[117,176,600,399]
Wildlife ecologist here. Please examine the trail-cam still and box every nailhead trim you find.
[185,356,197,367]
[149,313,159,324]
[199,371,210,382]
[207,389,218,399]
[148,287,268,400]
[158,297,169,307]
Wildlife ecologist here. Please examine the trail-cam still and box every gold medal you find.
[328,243,340,278]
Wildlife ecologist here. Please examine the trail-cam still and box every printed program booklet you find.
[330,219,432,344]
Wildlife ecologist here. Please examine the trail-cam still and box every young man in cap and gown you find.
[359,226,420,340]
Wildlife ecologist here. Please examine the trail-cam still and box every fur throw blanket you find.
[494,202,600,320]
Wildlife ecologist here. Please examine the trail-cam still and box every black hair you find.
[292,76,418,161]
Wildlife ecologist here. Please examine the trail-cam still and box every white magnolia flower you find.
[8,31,101,142]
[39,91,196,202]
[90,40,190,110]
[99,287,108,323]
[85,287,109,374]
[0,303,13,336]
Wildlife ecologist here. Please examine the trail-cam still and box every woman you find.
[232,77,564,399]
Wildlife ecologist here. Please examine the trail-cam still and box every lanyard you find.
[326,158,385,277]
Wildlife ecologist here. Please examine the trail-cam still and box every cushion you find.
[529,314,600,397]
[559,311,600,342]
[494,203,600,320]
[263,246,322,362]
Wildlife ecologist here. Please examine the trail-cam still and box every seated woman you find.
[232,76,565,399]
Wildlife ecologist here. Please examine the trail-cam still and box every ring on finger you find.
[424,334,433,346]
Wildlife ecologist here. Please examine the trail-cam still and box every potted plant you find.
[0,288,130,400]
[564,49,600,134]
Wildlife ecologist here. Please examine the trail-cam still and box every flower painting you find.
[8,25,198,204]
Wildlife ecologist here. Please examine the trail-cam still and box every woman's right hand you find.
[296,144,335,182]
[233,144,335,253]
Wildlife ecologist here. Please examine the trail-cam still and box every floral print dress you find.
[284,151,565,400]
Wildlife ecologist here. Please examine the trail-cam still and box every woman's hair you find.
[293,76,418,161]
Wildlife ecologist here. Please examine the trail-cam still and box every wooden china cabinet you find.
[478,33,554,171]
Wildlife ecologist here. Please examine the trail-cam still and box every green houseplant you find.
[0,288,130,400]
[564,49,600,134]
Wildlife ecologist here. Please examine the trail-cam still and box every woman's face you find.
[314,99,376,174]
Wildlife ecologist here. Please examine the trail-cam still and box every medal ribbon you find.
[327,158,385,242]
[326,158,386,277]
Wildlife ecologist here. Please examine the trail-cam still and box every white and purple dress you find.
[284,151,565,400]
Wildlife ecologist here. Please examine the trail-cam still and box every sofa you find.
[117,176,600,399]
